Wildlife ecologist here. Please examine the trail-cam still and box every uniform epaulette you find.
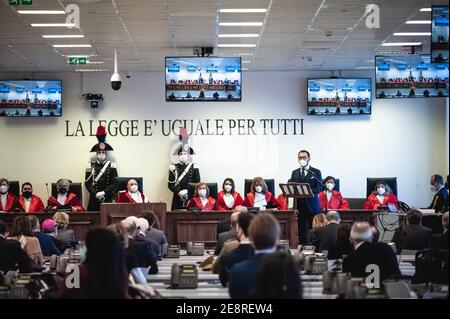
[110,162,117,168]
[169,164,176,170]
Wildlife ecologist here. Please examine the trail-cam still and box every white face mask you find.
[326,183,334,191]
[255,186,263,193]
[299,159,308,167]
[130,185,138,193]
[0,185,8,194]
[179,154,189,163]
[224,185,232,193]
[377,187,385,196]
[97,153,106,162]
[198,189,207,198]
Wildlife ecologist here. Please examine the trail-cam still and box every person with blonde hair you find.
[307,213,327,245]
[187,182,217,210]
[243,177,280,210]
[53,211,76,248]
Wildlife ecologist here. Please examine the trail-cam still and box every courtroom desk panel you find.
[0,212,100,241]
[100,202,167,229]
[166,210,298,248]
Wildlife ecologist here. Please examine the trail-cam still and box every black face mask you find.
[58,187,68,195]
[23,191,32,199]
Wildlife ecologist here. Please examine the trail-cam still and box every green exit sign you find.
[9,0,33,5]
[68,57,87,65]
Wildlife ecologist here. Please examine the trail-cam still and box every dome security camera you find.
[111,49,121,90]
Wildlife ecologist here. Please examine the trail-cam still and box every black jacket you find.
[214,229,237,255]
[343,242,400,281]
[430,231,449,251]
[313,222,339,252]
[392,224,433,253]
[428,187,449,212]
[127,238,158,274]
[219,243,254,287]
[289,166,322,214]
[0,236,34,273]
[327,240,354,260]
[168,163,201,210]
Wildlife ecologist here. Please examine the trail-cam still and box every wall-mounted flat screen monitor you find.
[0,80,62,117]
[307,78,372,115]
[375,55,449,98]
[165,56,241,102]
[431,5,449,63]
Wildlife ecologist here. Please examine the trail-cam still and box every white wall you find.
[0,71,448,209]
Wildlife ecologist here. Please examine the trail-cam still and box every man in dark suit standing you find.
[392,209,433,253]
[289,150,322,244]
[428,174,449,213]
[314,211,341,252]
[229,213,280,299]
[0,221,34,273]
[219,213,255,287]
[343,221,400,282]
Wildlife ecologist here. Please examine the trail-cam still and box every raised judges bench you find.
[166,210,299,248]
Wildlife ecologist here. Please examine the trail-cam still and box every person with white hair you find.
[342,221,400,281]
[120,217,158,274]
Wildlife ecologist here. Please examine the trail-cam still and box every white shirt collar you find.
[436,185,445,193]
[239,239,250,244]
[255,247,276,254]
[355,241,366,250]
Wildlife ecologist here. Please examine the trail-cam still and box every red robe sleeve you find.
[268,192,281,209]
[318,191,327,210]
[276,194,289,210]
[363,194,376,210]
[339,196,350,210]
[242,193,253,208]
[187,198,197,208]
[234,193,244,208]
[68,193,85,212]
[387,194,399,208]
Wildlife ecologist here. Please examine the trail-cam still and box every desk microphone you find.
[304,168,325,189]
[45,182,50,198]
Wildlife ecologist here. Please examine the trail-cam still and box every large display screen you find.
[0,80,62,117]
[165,57,241,102]
[307,78,372,115]
[375,55,449,98]
[431,5,449,63]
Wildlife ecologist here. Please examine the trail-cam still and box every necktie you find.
[301,168,305,178]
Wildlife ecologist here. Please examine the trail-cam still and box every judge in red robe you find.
[116,179,149,203]
[187,182,217,210]
[363,181,399,210]
[217,178,244,211]
[318,176,350,211]
[243,177,280,209]
[0,178,23,212]
[47,179,85,212]
[19,182,45,213]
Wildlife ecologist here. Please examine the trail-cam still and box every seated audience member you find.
[60,228,128,299]
[430,212,449,251]
[307,213,327,245]
[371,225,380,243]
[8,216,43,265]
[313,211,341,252]
[219,212,255,287]
[214,210,240,256]
[139,211,168,257]
[41,219,70,253]
[107,223,136,274]
[53,212,76,248]
[318,176,350,210]
[117,179,149,203]
[343,221,400,281]
[47,179,85,212]
[243,177,280,210]
[327,223,353,260]
[217,178,244,210]
[135,217,160,259]
[19,182,45,213]
[392,209,433,253]
[0,220,34,273]
[0,178,23,212]
[120,217,158,274]
[188,182,217,210]
[229,213,281,299]
[28,215,61,256]
[428,174,449,212]
[254,252,302,299]
[363,181,399,210]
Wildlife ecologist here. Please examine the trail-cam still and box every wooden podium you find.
[100,203,167,229]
